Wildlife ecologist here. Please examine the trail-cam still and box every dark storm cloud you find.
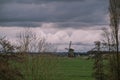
[0,22,41,27]
[0,0,85,4]
[0,0,109,28]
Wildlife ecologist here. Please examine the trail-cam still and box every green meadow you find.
[10,54,94,80]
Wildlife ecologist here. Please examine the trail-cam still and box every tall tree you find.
[109,0,120,80]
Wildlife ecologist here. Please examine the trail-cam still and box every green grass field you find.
[10,55,94,80]
[55,57,94,80]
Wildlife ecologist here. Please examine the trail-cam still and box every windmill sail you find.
[69,41,72,50]
[68,41,75,57]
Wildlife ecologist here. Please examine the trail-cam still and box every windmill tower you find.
[65,41,74,57]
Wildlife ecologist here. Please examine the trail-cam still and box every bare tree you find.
[16,28,57,53]
[101,28,111,51]
[109,0,120,80]
[109,0,120,52]
[16,28,37,52]
[30,37,46,52]
[37,38,46,52]
[0,36,14,53]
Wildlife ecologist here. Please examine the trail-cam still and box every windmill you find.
[65,41,74,57]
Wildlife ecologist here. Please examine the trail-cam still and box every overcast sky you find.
[0,0,109,52]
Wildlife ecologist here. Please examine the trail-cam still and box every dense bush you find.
[0,54,23,80]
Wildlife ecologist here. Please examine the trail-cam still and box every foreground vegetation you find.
[9,54,94,80]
